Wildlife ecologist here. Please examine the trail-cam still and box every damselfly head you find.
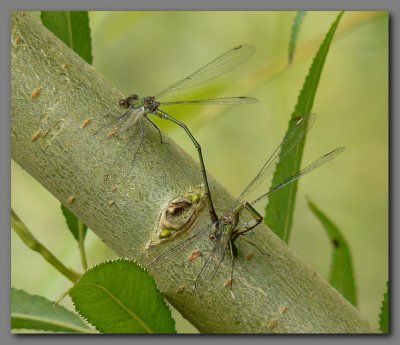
[119,94,139,108]
[208,231,220,242]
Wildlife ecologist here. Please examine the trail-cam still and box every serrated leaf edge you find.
[293,11,344,115]
[265,11,345,242]
[68,258,174,334]
[288,11,307,64]
[378,281,389,333]
[11,288,92,333]
[71,258,164,294]
[11,313,94,333]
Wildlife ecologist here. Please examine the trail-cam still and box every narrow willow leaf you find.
[61,205,88,241]
[11,288,92,333]
[288,11,307,65]
[264,12,344,243]
[40,11,93,64]
[379,281,389,333]
[308,200,357,306]
[69,259,176,334]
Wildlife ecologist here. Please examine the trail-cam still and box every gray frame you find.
[2,0,395,343]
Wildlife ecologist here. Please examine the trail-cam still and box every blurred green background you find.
[11,11,388,332]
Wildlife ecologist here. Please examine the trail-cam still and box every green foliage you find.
[11,288,92,333]
[264,12,344,243]
[61,205,88,241]
[308,200,357,306]
[68,259,176,334]
[379,281,389,333]
[288,11,307,64]
[40,11,93,64]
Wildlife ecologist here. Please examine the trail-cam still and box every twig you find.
[11,208,81,283]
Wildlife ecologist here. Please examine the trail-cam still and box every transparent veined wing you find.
[231,114,316,210]
[191,225,230,291]
[154,44,256,99]
[93,108,147,182]
[160,97,258,106]
[151,224,213,266]
[93,107,144,139]
[250,147,345,206]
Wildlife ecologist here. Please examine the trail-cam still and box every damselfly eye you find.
[209,233,216,241]
[119,99,127,107]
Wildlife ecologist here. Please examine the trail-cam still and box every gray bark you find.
[11,12,377,333]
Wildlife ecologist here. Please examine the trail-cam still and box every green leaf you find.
[379,281,389,333]
[61,205,88,241]
[308,200,357,306]
[11,288,92,333]
[288,11,307,65]
[264,12,344,243]
[40,11,93,64]
[68,259,176,334]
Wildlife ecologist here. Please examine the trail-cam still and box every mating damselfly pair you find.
[94,44,344,292]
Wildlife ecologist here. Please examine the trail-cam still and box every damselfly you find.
[94,44,258,222]
[153,114,344,291]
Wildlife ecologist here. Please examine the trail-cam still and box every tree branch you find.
[11,12,377,333]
